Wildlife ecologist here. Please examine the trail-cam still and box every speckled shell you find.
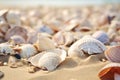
[29,49,66,71]
[105,46,120,63]
[92,31,109,44]
[15,44,37,58]
[10,35,26,45]
[5,26,28,40]
[6,11,21,27]
[98,63,120,80]
[34,34,55,51]
[0,43,14,55]
[68,35,106,57]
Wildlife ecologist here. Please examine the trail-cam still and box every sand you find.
[1,55,109,80]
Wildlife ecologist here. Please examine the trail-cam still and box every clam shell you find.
[0,43,14,55]
[68,35,106,57]
[92,31,109,44]
[34,34,55,51]
[98,63,120,80]
[14,44,37,58]
[29,49,66,71]
[105,46,120,63]
[5,26,28,41]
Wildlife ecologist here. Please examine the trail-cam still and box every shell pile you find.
[0,4,120,75]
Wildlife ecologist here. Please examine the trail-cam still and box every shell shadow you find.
[57,57,78,69]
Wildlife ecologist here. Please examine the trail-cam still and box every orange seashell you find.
[105,46,120,63]
[98,63,120,80]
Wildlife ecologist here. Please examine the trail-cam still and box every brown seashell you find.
[5,26,28,41]
[98,63,120,80]
[105,46,120,63]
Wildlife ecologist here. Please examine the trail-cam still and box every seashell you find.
[74,26,91,32]
[29,49,66,71]
[34,34,55,52]
[92,31,109,44]
[9,35,26,45]
[105,46,120,63]
[5,26,28,41]
[98,63,120,80]
[53,31,75,46]
[13,44,37,58]
[0,9,8,16]
[68,35,106,57]
[0,43,14,55]
[6,11,21,27]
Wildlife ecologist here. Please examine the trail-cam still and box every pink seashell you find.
[92,31,109,44]
[105,46,120,63]
[98,63,120,80]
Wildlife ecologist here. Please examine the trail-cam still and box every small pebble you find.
[27,66,40,73]
[10,64,18,68]
[0,71,4,79]
[3,62,8,66]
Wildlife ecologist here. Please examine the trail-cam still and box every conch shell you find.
[105,46,120,63]
[98,63,120,80]
[68,35,106,57]
[29,49,66,71]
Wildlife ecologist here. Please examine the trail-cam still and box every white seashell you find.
[6,11,21,27]
[34,34,55,51]
[105,46,120,63]
[29,49,66,71]
[0,43,14,55]
[98,63,120,80]
[68,35,106,57]
[14,44,37,58]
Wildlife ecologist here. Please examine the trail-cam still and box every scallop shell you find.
[29,49,66,71]
[34,34,55,52]
[6,11,21,27]
[68,35,106,57]
[5,26,28,41]
[14,44,37,58]
[0,43,14,55]
[98,63,120,80]
[105,46,120,63]
[10,35,26,45]
[92,31,109,44]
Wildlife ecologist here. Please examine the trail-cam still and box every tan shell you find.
[29,49,67,71]
[34,34,55,52]
[98,63,120,80]
[68,35,106,57]
[105,46,120,63]
[14,44,37,58]
[5,26,28,40]
[0,43,14,55]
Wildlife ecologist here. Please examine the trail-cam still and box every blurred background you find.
[0,0,120,7]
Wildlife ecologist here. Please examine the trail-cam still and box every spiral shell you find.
[98,63,120,80]
[105,46,120,63]
[92,31,109,44]
[29,49,66,71]
[0,43,14,55]
[14,44,37,58]
[68,35,106,57]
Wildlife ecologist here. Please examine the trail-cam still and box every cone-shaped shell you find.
[98,63,120,80]
[29,49,66,71]
[92,31,109,44]
[14,44,37,58]
[0,43,14,55]
[68,35,106,57]
[5,26,28,40]
[105,46,120,63]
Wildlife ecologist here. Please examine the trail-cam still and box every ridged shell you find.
[14,44,37,58]
[5,26,28,40]
[105,46,120,63]
[98,63,120,80]
[92,31,109,44]
[68,35,106,57]
[34,34,55,51]
[29,49,66,71]
[0,43,14,55]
